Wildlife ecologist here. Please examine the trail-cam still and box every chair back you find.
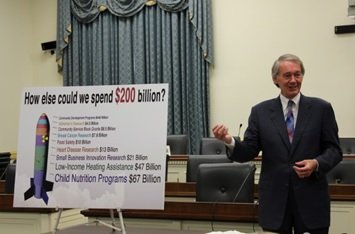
[186,154,231,182]
[199,137,226,155]
[327,159,355,184]
[196,162,256,203]
[5,163,16,193]
[167,134,189,155]
[339,138,355,155]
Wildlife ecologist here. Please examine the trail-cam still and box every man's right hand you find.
[212,124,233,144]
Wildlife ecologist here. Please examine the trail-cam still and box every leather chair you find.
[167,134,189,155]
[196,162,256,203]
[186,154,232,182]
[327,159,355,184]
[199,137,226,155]
[5,163,16,193]
[339,137,355,155]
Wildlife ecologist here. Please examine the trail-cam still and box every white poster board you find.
[14,84,168,209]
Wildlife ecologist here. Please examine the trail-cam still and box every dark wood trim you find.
[165,182,195,197]
[168,155,188,161]
[81,201,259,222]
[165,182,355,201]
[329,184,355,200]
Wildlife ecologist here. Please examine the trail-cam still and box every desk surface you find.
[82,201,259,222]
[81,181,355,223]
[1,182,355,211]
[165,182,355,201]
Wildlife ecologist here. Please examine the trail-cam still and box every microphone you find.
[236,123,243,141]
[0,164,8,180]
[232,164,256,202]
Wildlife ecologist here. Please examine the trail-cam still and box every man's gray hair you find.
[271,54,305,79]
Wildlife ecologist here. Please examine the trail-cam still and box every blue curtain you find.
[56,0,213,154]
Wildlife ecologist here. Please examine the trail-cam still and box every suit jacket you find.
[230,94,342,230]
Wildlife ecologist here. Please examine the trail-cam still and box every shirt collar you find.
[280,93,301,111]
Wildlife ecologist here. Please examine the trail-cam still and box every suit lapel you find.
[290,95,312,154]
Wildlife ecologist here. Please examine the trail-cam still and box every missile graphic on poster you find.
[24,113,54,205]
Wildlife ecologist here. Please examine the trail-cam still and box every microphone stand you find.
[232,165,256,202]
[0,164,10,180]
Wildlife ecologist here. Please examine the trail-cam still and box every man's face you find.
[273,61,303,99]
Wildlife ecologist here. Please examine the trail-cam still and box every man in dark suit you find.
[213,54,342,234]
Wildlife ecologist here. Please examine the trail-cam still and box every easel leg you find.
[54,208,63,233]
[52,208,126,233]
[117,209,126,234]
[94,209,125,233]
[109,209,116,231]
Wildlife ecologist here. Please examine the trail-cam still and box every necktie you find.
[286,100,294,143]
